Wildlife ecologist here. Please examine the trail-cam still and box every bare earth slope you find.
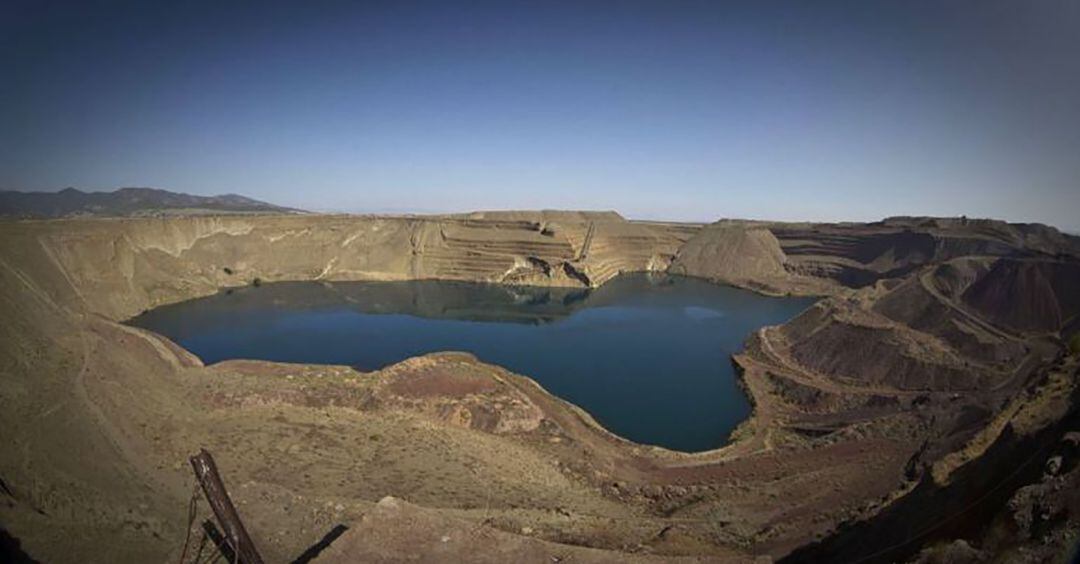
[0,213,1077,563]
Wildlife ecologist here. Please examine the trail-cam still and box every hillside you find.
[0,187,302,218]
[0,213,1077,562]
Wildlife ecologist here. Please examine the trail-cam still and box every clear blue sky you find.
[2,1,1078,230]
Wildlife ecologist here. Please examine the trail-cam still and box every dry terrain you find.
[1,212,1078,562]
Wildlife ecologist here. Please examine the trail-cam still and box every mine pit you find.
[2,213,1078,562]
[129,274,815,452]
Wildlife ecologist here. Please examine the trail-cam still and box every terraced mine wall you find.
[3,213,1074,322]
[1,212,1078,562]
[0,212,697,321]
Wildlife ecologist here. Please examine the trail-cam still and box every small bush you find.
[252,277,262,287]
[223,266,234,275]
[1069,334,1080,355]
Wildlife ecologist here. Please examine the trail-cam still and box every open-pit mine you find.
[1,211,1079,563]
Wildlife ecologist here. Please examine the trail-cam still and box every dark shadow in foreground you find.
[0,527,37,563]
[291,524,349,564]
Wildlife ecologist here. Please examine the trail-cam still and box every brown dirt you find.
[0,213,1076,562]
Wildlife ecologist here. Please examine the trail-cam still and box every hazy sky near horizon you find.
[2,1,1079,229]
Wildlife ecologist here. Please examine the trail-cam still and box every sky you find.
[2,1,1078,230]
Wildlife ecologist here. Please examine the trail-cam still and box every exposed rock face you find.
[0,212,1077,563]
[7,214,696,320]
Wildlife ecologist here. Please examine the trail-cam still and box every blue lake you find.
[129,274,815,452]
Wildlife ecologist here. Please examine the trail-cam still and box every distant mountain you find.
[0,187,304,218]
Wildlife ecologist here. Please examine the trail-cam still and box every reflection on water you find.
[130,273,815,452]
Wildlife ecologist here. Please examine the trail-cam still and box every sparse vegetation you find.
[1069,334,1080,355]
[223,266,233,275]
[252,277,262,287]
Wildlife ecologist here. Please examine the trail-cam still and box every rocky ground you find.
[0,212,1077,562]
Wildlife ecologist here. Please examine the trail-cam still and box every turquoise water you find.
[130,274,814,452]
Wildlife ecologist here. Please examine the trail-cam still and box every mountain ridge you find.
[0,187,303,218]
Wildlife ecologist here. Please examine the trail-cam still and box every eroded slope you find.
[0,213,1077,563]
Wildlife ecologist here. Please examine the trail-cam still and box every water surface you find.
[130,274,814,451]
